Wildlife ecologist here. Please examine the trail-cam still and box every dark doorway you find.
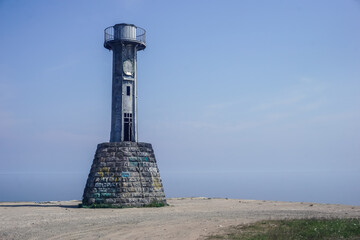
[123,113,133,141]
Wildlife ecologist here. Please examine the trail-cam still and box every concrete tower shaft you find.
[104,24,146,142]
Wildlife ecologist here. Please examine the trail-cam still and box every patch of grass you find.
[207,218,360,240]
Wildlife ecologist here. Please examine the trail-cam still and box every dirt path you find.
[0,198,359,240]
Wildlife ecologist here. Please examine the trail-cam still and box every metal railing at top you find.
[104,26,146,45]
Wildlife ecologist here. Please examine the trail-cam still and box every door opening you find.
[123,113,133,141]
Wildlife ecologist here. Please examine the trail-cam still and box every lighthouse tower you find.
[82,24,166,207]
[104,23,146,142]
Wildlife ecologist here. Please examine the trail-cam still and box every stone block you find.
[105,198,115,204]
[82,142,166,207]
[95,198,104,203]
[106,162,116,168]
[101,193,112,197]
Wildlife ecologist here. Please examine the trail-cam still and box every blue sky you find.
[0,0,359,205]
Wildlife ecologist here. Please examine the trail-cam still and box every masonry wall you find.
[82,142,166,207]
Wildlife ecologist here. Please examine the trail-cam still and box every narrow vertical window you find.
[126,86,131,96]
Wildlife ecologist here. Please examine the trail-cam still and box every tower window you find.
[126,86,131,96]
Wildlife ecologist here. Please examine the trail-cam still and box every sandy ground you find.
[0,198,359,240]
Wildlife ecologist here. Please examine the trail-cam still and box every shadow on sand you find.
[0,203,80,208]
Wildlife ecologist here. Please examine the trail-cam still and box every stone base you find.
[82,142,166,207]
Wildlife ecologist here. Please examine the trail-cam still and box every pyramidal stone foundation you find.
[82,142,166,207]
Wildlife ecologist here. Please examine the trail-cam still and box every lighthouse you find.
[104,23,146,142]
[82,24,166,207]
